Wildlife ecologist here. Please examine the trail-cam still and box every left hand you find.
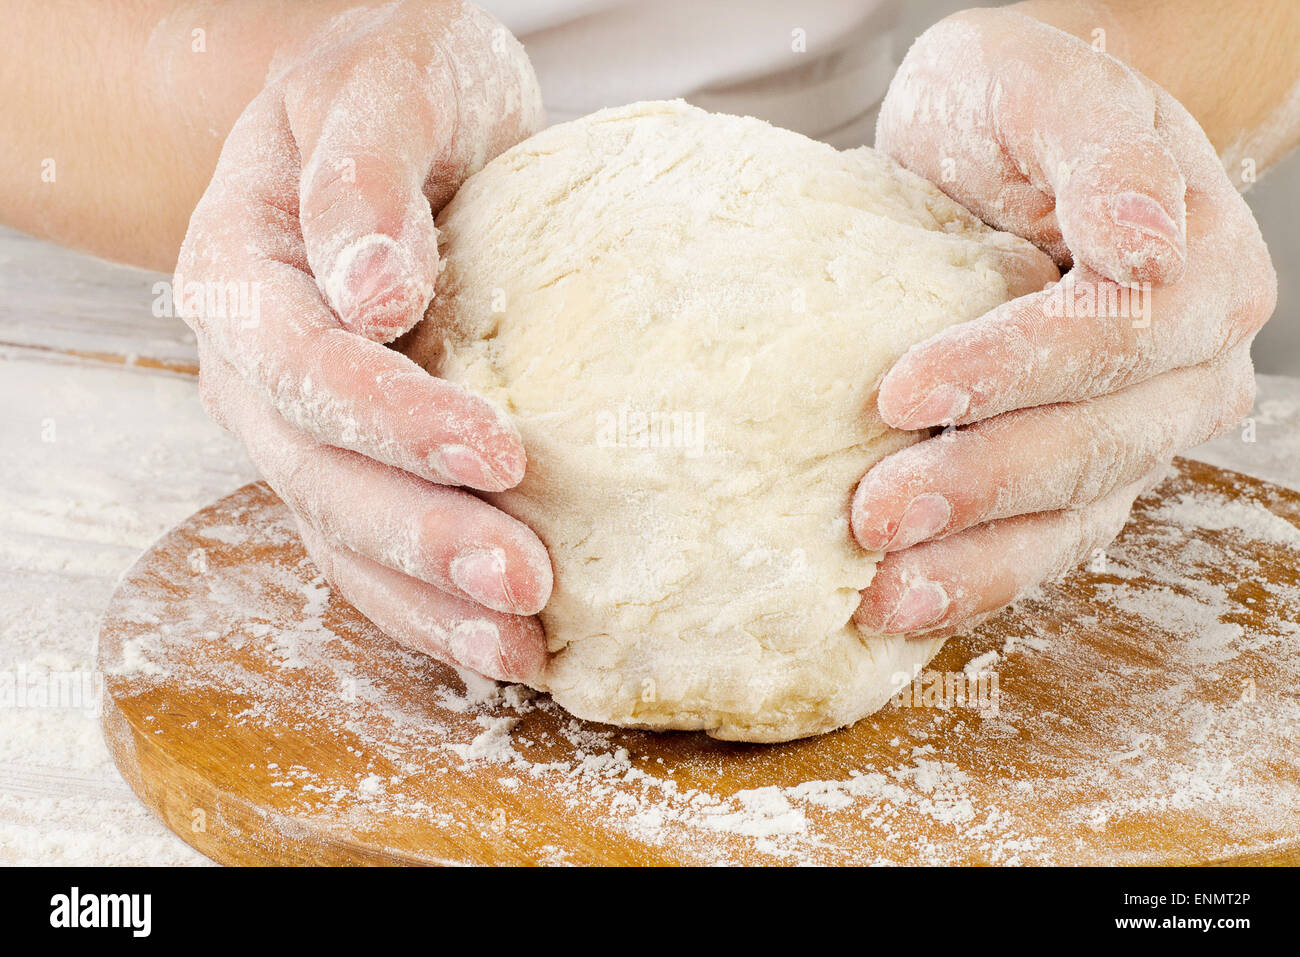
[175,1,553,681]
[853,7,1277,638]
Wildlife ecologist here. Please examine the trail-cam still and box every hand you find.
[176,1,553,680]
[853,7,1277,638]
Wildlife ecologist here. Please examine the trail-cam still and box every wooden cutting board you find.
[98,458,1300,865]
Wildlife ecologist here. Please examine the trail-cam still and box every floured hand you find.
[854,7,1278,638]
[175,0,552,680]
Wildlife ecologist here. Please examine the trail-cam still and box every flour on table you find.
[99,460,1300,865]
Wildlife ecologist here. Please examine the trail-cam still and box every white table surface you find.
[1,225,1297,866]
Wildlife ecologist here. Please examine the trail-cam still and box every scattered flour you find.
[94,457,1300,865]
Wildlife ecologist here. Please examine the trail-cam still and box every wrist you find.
[1010,0,1300,173]
[140,1,373,208]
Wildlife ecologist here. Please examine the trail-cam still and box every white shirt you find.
[478,0,902,148]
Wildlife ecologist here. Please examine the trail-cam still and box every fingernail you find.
[884,493,951,551]
[882,580,949,633]
[446,618,504,677]
[430,444,507,491]
[450,548,515,612]
[331,234,408,321]
[899,384,969,429]
[1111,192,1183,248]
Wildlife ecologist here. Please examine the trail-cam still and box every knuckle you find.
[1071,415,1131,506]
[1074,516,1124,569]
[277,452,320,519]
[1065,498,1128,572]
[1197,349,1257,440]
[414,505,459,567]
[1224,357,1258,427]
[301,152,397,232]
[297,526,336,582]
[1231,249,1278,341]
[1246,256,1279,334]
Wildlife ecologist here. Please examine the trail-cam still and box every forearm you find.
[0,0,358,270]
[1015,0,1300,177]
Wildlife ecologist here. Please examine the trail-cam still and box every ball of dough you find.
[405,100,1056,741]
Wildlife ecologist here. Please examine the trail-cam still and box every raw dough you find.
[405,100,1056,741]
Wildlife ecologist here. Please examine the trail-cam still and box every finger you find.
[877,8,1188,284]
[855,466,1166,636]
[972,231,1063,302]
[202,348,551,615]
[179,97,526,492]
[877,199,1273,431]
[288,62,441,342]
[295,518,547,682]
[241,268,527,492]
[299,151,440,344]
[283,2,544,341]
[1032,93,1188,286]
[855,347,1255,551]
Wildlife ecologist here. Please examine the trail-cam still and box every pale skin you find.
[2,1,1296,677]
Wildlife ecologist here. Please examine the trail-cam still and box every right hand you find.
[851,7,1275,640]
[175,1,552,682]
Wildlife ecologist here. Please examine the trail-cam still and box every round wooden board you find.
[98,458,1300,865]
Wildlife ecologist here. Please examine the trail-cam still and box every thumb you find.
[282,14,449,345]
[1049,113,1189,285]
[882,9,1192,287]
[295,138,441,344]
[281,4,544,342]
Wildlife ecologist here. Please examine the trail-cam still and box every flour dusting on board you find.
[102,461,1300,865]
